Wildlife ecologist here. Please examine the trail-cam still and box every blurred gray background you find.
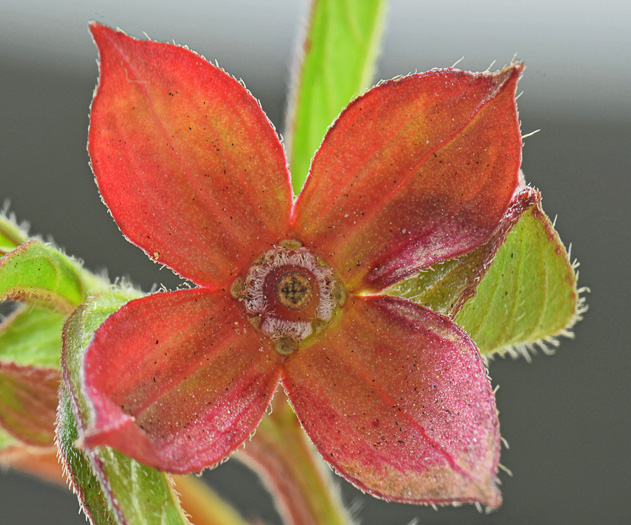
[1,0,629,523]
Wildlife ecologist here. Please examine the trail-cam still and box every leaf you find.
[88,23,292,289]
[0,305,65,369]
[59,289,192,525]
[386,188,539,316]
[0,240,92,313]
[454,191,582,358]
[0,213,26,256]
[286,0,388,193]
[0,362,59,446]
[293,65,523,293]
[283,295,501,508]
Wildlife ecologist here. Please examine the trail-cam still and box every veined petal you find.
[80,288,282,473]
[283,295,501,508]
[293,65,522,293]
[88,23,292,288]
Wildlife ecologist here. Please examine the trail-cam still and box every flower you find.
[80,23,523,509]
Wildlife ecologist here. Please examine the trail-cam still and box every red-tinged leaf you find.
[387,187,540,316]
[80,288,282,473]
[292,65,523,293]
[0,362,59,446]
[88,23,292,288]
[283,295,501,508]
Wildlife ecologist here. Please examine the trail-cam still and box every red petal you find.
[283,295,501,507]
[292,66,523,293]
[88,23,292,288]
[81,288,282,473]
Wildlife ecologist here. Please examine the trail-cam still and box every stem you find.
[173,475,250,525]
[238,391,352,525]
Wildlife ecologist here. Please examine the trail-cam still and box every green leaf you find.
[286,0,388,193]
[0,213,26,256]
[454,194,584,358]
[0,305,65,369]
[59,288,192,525]
[0,240,101,313]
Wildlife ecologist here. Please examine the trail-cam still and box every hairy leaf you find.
[455,193,581,357]
[286,0,387,192]
[0,241,92,312]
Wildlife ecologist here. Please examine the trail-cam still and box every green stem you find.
[173,475,250,525]
[238,392,352,525]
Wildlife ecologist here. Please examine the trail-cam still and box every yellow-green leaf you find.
[286,0,387,193]
[0,241,98,313]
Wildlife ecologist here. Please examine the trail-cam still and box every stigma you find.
[231,240,344,351]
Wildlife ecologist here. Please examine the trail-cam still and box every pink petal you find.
[88,23,292,288]
[292,66,522,293]
[283,295,501,508]
[81,288,282,473]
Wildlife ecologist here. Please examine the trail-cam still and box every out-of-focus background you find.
[1,1,629,523]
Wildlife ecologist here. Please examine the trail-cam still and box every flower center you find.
[231,240,345,354]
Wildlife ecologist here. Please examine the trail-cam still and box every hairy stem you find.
[239,391,352,525]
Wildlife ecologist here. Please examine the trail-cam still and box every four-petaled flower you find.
[81,23,523,508]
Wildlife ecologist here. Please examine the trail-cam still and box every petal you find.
[387,186,541,317]
[292,65,523,293]
[283,295,501,508]
[81,288,282,473]
[88,23,292,288]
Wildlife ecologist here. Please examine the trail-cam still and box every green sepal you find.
[59,288,192,525]
[286,0,388,193]
[0,305,65,369]
[388,188,583,358]
[455,192,584,358]
[0,240,105,313]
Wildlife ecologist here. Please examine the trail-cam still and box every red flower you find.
[81,23,523,508]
